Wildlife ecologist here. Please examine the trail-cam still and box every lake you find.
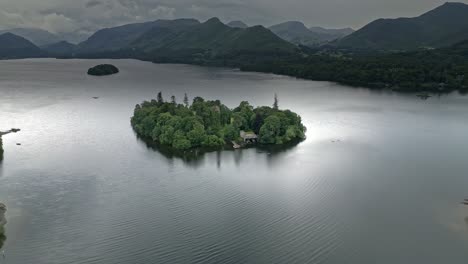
[1,59,468,264]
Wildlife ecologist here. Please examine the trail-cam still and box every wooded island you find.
[87,64,119,76]
[131,93,306,151]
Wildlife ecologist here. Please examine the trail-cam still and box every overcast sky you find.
[1,0,468,34]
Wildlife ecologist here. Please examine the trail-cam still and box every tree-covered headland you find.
[131,93,306,151]
[239,45,468,93]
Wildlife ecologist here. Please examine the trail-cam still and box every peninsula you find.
[131,93,306,151]
[0,128,21,161]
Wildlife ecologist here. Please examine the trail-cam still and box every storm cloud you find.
[1,0,468,34]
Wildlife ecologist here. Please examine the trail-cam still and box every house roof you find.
[240,131,258,139]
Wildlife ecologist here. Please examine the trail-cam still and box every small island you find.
[131,93,306,151]
[87,64,119,76]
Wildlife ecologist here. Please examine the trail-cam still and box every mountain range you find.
[0,18,296,60]
[337,2,468,50]
[268,21,354,46]
[309,27,355,39]
[42,41,78,57]
[1,3,467,93]
[1,2,468,60]
[0,28,62,46]
[226,21,249,28]
[78,19,200,55]
[0,28,89,46]
[0,33,45,59]
[133,18,295,53]
[69,17,297,64]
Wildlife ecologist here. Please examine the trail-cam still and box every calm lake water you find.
[1,59,468,263]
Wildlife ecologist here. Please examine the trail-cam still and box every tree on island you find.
[183,93,189,107]
[273,93,279,110]
[131,93,306,151]
[157,92,164,104]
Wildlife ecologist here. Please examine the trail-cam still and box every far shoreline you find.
[1,57,461,98]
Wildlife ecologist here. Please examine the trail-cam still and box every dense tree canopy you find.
[148,41,468,93]
[131,94,306,151]
[239,46,468,93]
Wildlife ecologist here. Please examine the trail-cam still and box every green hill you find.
[338,2,468,50]
[0,28,62,46]
[78,19,200,54]
[242,39,468,93]
[269,21,335,46]
[46,17,297,64]
[0,33,45,59]
[308,27,354,39]
[127,18,298,63]
[42,41,77,57]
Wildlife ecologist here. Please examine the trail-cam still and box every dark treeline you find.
[239,47,468,93]
[40,45,468,93]
[146,44,468,93]
[46,33,468,93]
[131,93,306,151]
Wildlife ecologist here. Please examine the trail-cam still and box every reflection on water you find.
[0,203,6,250]
[136,134,302,167]
[2,59,468,263]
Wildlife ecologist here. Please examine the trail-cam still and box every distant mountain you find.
[227,21,248,28]
[129,18,297,60]
[452,39,468,49]
[58,31,91,44]
[0,28,62,46]
[308,27,354,39]
[338,2,468,50]
[78,19,200,54]
[41,41,77,57]
[0,33,45,59]
[269,21,320,46]
[268,21,342,46]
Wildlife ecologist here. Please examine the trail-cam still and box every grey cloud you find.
[1,0,468,35]
[86,0,102,8]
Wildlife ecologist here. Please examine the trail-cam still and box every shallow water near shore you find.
[1,59,468,263]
